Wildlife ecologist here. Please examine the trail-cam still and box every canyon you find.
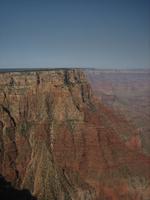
[86,69,150,154]
[0,68,150,200]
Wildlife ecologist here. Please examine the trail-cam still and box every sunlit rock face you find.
[0,69,150,200]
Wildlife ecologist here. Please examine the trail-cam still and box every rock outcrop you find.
[0,69,150,200]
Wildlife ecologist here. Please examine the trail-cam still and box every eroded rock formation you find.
[0,69,150,200]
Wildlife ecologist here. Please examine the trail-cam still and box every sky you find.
[0,0,150,69]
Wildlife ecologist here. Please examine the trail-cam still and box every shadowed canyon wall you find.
[0,174,37,200]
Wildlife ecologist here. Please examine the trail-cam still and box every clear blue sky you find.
[0,0,150,69]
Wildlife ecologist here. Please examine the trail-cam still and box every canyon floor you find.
[0,68,150,200]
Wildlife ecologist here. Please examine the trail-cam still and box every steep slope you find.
[0,69,150,200]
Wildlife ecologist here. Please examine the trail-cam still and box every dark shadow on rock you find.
[0,174,37,200]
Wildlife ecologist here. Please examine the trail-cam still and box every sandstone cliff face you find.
[0,69,150,200]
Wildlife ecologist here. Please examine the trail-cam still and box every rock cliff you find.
[0,69,150,200]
